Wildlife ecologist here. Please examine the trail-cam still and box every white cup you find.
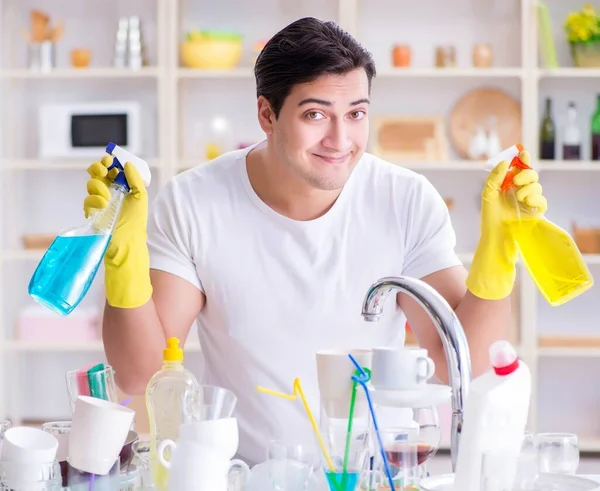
[371,347,435,389]
[68,396,135,475]
[316,348,372,419]
[158,439,251,491]
[1,426,58,463]
[178,417,239,459]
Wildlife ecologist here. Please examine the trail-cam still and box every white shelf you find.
[536,68,600,79]
[538,347,600,358]
[377,68,524,78]
[539,161,600,171]
[177,68,254,79]
[1,158,162,170]
[4,341,202,353]
[0,67,160,79]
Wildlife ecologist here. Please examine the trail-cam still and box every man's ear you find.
[257,96,276,135]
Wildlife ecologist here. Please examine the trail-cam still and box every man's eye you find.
[306,111,324,120]
[350,110,366,120]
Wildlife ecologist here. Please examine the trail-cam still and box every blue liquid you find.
[28,234,111,316]
[325,471,359,491]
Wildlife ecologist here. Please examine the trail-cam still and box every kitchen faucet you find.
[361,276,472,471]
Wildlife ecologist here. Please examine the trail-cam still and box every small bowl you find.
[181,30,243,69]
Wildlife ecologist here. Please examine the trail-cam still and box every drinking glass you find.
[65,364,118,412]
[267,439,320,491]
[0,460,62,490]
[320,422,372,491]
[193,384,238,421]
[376,426,420,488]
[0,420,10,440]
[535,433,579,474]
[480,449,521,491]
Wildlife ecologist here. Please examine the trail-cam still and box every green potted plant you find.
[564,4,600,67]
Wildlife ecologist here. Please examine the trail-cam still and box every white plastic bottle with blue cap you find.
[28,143,151,316]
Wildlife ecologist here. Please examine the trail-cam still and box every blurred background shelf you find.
[0,0,599,455]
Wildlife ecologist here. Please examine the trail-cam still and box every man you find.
[84,17,546,464]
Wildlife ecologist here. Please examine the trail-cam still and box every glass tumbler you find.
[535,433,579,475]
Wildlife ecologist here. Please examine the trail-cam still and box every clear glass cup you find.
[132,439,153,488]
[535,432,579,475]
[376,426,420,488]
[65,364,118,412]
[320,422,372,491]
[267,439,321,491]
[65,456,120,490]
[0,460,62,490]
[194,384,238,421]
[42,421,71,463]
[0,420,10,439]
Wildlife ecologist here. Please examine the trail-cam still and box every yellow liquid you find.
[507,218,594,306]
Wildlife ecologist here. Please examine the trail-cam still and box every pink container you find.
[16,306,100,342]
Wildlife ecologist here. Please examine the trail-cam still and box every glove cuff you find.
[104,240,153,309]
[466,239,517,300]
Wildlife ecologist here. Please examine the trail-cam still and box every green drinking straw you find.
[341,369,361,489]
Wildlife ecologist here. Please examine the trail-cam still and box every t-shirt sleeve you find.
[146,179,204,292]
[401,174,463,280]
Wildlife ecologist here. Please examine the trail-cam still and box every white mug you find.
[371,347,435,389]
[68,396,135,475]
[178,417,239,459]
[158,438,251,491]
[316,348,372,418]
[1,426,58,463]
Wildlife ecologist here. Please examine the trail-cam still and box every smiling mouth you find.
[314,153,350,164]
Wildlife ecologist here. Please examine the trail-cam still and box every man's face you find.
[269,68,370,191]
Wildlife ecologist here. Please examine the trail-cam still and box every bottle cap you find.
[489,340,519,376]
[164,337,183,362]
[105,142,152,192]
[484,143,531,192]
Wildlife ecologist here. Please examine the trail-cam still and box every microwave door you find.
[71,113,128,149]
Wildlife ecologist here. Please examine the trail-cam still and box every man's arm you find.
[103,270,205,395]
[397,265,511,383]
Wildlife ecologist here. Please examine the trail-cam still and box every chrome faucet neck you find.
[361,276,472,471]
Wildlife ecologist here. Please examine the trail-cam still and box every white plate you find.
[420,473,600,491]
[368,384,452,408]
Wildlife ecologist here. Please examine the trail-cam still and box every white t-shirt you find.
[147,141,462,464]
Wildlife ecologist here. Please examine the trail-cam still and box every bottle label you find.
[593,134,600,161]
[540,140,555,160]
[563,144,581,160]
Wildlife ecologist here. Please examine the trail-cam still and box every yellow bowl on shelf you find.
[181,30,243,70]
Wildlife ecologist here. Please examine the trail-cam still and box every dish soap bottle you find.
[453,341,531,491]
[485,144,594,306]
[146,337,200,490]
[28,142,152,316]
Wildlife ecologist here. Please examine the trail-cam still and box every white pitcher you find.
[158,438,250,491]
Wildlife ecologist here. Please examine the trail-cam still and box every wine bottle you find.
[563,102,581,160]
[592,93,600,161]
[540,98,555,160]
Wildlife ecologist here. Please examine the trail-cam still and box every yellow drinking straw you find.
[256,378,336,473]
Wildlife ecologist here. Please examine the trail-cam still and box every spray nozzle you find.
[484,143,531,192]
[105,142,152,192]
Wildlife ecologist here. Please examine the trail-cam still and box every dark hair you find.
[254,17,376,118]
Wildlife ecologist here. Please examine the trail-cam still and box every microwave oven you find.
[38,101,142,158]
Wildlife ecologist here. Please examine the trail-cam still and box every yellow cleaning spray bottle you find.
[485,144,594,306]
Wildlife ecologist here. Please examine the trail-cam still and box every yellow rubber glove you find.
[84,155,153,308]
[466,150,548,300]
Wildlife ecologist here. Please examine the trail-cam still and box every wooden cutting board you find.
[450,88,522,159]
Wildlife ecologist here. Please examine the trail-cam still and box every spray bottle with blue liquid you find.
[28,143,152,316]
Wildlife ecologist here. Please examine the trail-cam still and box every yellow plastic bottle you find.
[146,337,200,490]
[485,144,594,306]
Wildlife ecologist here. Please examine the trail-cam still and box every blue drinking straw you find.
[348,354,396,491]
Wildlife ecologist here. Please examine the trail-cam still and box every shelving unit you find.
[0,0,599,452]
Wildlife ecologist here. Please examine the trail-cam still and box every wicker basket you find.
[572,224,600,254]
[22,234,55,250]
